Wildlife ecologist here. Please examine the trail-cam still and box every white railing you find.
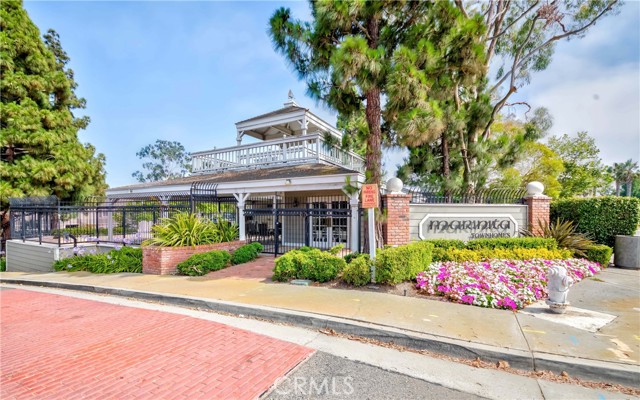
[191,133,365,174]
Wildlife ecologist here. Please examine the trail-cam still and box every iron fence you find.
[9,196,238,247]
[406,187,527,204]
[244,195,358,255]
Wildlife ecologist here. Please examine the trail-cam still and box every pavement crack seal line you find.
[2,278,639,393]
[514,311,545,399]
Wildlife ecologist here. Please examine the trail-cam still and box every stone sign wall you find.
[409,204,528,242]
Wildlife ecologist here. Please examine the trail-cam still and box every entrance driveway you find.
[1,288,311,399]
[205,255,276,281]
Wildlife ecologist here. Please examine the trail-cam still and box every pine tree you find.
[0,0,106,244]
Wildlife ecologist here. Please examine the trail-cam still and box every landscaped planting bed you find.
[416,259,601,310]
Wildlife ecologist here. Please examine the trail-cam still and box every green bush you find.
[272,252,307,282]
[249,242,264,253]
[0,257,6,272]
[231,243,260,265]
[521,219,594,257]
[52,247,142,273]
[466,237,557,250]
[144,213,222,247]
[344,252,366,264]
[432,247,572,262]
[342,256,371,286]
[375,241,433,285]
[272,248,346,282]
[52,226,109,238]
[585,245,613,267]
[551,197,640,247]
[176,250,231,276]
[423,239,466,249]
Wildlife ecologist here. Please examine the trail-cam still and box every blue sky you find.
[24,1,640,189]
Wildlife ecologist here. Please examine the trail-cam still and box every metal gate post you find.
[274,208,280,256]
[304,203,310,247]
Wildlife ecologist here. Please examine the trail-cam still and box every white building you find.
[106,95,366,254]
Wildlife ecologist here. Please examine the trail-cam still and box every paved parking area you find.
[1,288,312,399]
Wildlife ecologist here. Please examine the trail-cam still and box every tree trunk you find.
[615,181,621,196]
[363,15,384,248]
[441,133,451,203]
[627,179,633,197]
[1,210,10,254]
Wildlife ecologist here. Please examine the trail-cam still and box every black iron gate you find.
[244,196,357,255]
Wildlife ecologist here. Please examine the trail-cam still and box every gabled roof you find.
[107,164,359,192]
[235,104,307,125]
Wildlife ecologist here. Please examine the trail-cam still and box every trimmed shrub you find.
[1,257,6,272]
[176,250,231,276]
[272,252,308,282]
[272,248,346,282]
[53,247,143,273]
[342,256,371,286]
[343,252,363,264]
[423,239,466,249]
[375,241,433,285]
[231,243,260,265]
[551,197,640,247]
[432,247,571,263]
[466,237,557,250]
[249,242,264,253]
[585,245,613,267]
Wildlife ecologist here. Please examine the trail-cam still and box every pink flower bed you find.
[416,259,601,310]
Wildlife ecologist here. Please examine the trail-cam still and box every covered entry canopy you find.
[106,164,364,200]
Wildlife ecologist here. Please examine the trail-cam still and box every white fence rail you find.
[191,133,364,173]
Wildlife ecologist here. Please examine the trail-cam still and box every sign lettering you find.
[361,184,379,209]
[418,214,518,241]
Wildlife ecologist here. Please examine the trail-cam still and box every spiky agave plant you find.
[143,212,221,247]
[521,219,594,257]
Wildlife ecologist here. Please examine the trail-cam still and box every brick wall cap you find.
[524,194,552,200]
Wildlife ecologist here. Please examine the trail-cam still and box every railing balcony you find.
[191,133,365,174]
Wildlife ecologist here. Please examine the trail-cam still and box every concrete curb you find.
[2,277,638,388]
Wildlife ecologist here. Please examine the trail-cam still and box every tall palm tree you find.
[610,162,627,196]
[610,160,638,196]
[619,159,639,197]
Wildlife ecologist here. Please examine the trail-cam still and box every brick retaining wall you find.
[142,240,245,275]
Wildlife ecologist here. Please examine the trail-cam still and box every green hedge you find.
[585,245,613,267]
[231,242,263,265]
[431,247,572,262]
[272,248,346,283]
[342,255,371,286]
[52,247,142,273]
[551,197,640,247]
[375,241,433,285]
[466,237,557,250]
[177,250,231,276]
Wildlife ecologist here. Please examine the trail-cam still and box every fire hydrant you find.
[546,265,573,314]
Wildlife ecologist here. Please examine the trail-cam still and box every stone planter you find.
[614,235,640,270]
[142,240,245,275]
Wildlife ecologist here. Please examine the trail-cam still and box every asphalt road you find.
[266,351,486,400]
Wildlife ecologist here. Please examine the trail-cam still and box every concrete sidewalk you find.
[1,263,638,387]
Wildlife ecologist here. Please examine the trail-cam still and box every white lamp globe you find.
[526,181,545,196]
[386,177,404,194]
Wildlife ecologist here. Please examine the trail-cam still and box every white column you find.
[158,195,171,219]
[236,130,244,146]
[107,199,117,242]
[233,192,250,241]
[344,190,361,252]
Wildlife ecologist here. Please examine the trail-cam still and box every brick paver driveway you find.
[0,288,312,399]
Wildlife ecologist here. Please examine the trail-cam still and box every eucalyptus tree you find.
[132,140,191,183]
[402,0,619,193]
[0,1,106,244]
